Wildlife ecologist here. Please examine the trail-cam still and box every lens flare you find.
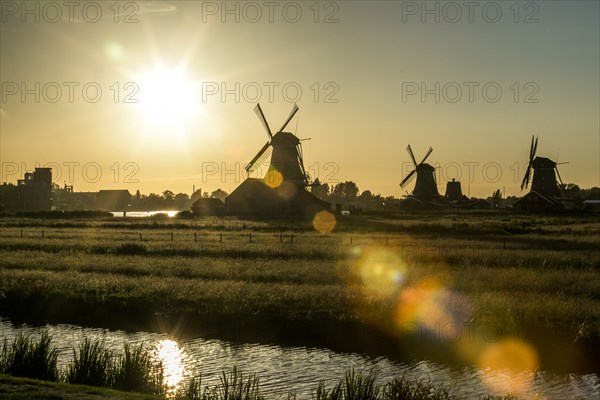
[353,247,407,300]
[264,168,283,188]
[277,180,297,200]
[312,210,336,234]
[478,340,539,395]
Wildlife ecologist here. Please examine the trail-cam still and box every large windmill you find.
[245,103,308,185]
[520,135,565,198]
[224,103,329,217]
[514,135,566,211]
[400,145,440,200]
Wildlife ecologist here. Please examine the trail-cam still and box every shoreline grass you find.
[0,332,521,399]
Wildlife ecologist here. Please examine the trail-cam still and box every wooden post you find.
[249,233,252,243]
[503,238,506,250]
[194,232,197,243]
[350,236,353,245]
[20,229,23,238]
[219,233,222,243]
[386,237,389,246]
[41,230,44,238]
[171,232,174,242]
[280,233,283,244]
[139,233,143,241]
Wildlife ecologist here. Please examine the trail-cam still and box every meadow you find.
[0,212,599,374]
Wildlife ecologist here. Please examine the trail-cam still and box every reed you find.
[0,331,58,382]
[65,337,114,387]
[112,342,165,395]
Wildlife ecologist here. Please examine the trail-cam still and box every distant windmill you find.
[400,145,439,200]
[245,103,309,185]
[520,135,566,198]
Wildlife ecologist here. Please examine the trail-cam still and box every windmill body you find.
[265,132,308,185]
[413,163,439,199]
[225,103,329,217]
[530,157,561,198]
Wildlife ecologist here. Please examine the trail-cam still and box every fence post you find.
[280,233,283,244]
[219,233,223,243]
[42,230,44,238]
[139,233,143,241]
[171,232,174,242]
[350,236,353,245]
[20,229,23,238]
[290,234,294,244]
[195,232,197,243]
[386,237,389,246]
[503,238,506,250]
[249,233,252,243]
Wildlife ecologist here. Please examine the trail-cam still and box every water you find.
[1,319,598,399]
[110,210,179,217]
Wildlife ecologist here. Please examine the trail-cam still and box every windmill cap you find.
[271,131,300,145]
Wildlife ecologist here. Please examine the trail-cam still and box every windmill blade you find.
[278,103,299,132]
[557,162,569,165]
[400,169,417,188]
[406,145,418,167]
[245,141,271,173]
[528,135,535,161]
[419,146,433,165]
[254,103,272,139]
[531,135,538,160]
[520,164,532,191]
[555,167,564,186]
[296,144,308,182]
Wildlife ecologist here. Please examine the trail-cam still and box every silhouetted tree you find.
[174,193,189,210]
[491,189,502,208]
[190,189,203,203]
[210,189,228,201]
[311,178,330,200]
[331,181,359,202]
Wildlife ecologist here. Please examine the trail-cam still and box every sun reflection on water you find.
[155,339,185,392]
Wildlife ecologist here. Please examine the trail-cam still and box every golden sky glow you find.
[1,1,598,197]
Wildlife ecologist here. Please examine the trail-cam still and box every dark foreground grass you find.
[0,332,58,382]
[0,335,520,400]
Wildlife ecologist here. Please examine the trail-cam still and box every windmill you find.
[224,103,329,217]
[245,103,309,185]
[400,145,439,200]
[520,135,565,199]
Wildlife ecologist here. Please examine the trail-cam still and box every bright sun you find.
[136,67,198,137]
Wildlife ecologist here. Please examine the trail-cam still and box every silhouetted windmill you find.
[224,103,329,217]
[245,103,309,185]
[400,145,439,200]
[520,135,566,198]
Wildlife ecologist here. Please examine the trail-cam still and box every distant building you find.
[583,200,600,212]
[512,190,563,211]
[96,190,131,211]
[0,168,53,211]
[191,198,225,216]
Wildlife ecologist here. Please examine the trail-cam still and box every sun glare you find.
[136,67,199,138]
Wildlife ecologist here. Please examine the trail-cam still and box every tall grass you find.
[218,366,264,400]
[66,337,113,387]
[113,342,164,395]
[0,331,58,381]
[0,333,518,400]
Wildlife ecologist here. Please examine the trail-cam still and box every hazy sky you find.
[1,0,599,198]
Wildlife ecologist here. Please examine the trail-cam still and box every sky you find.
[1,0,599,198]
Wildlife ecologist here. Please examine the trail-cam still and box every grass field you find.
[0,212,599,373]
